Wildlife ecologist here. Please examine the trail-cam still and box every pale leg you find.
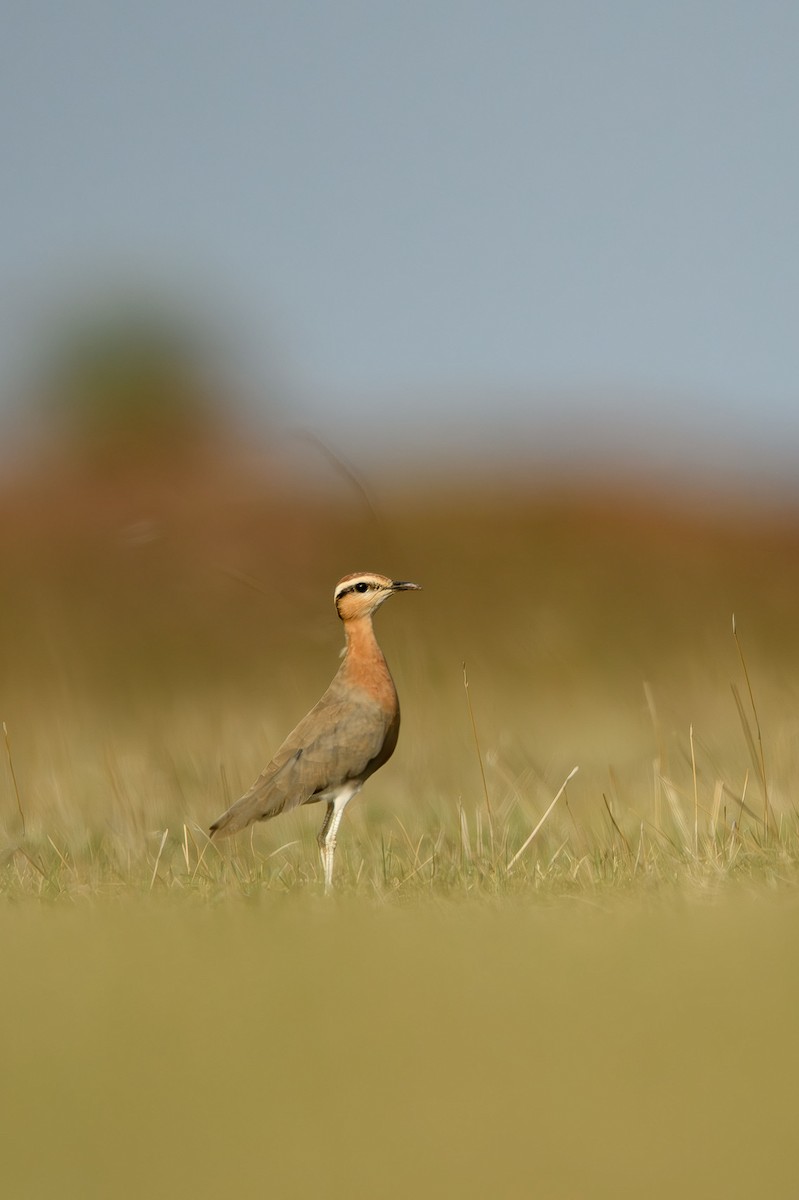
[317,784,359,894]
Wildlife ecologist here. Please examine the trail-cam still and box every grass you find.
[1,622,797,904]
[4,814,799,905]
[3,740,798,903]
[1,897,797,1198]
[2,452,799,1195]
[2,653,798,905]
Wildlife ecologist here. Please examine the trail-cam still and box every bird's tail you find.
[208,780,288,839]
[208,806,240,839]
[208,797,257,839]
[209,751,303,838]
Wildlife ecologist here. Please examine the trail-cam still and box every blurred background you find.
[4,14,799,1193]
[1,2,799,842]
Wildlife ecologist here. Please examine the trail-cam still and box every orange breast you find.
[342,617,399,715]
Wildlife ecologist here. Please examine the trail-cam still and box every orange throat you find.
[341,615,396,704]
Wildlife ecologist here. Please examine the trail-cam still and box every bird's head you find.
[334,572,421,622]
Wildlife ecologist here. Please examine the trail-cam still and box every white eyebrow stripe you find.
[334,574,388,600]
[335,578,374,598]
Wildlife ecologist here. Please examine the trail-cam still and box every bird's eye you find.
[355,582,369,593]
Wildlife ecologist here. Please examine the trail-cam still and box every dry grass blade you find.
[603,793,632,857]
[730,685,760,789]
[690,724,699,857]
[296,428,385,534]
[731,615,771,835]
[214,564,276,601]
[710,779,724,840]
[462,663,494,854]
[644,683,665,831]
[458,802,472,867]
[660,776,691,849]
[47,835,71,872]
[507,766,578,873]
[2,722,26,837]
[150,829,169,891]
[14,846,47,878]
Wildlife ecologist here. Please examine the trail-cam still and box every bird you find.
[209,571,421,891]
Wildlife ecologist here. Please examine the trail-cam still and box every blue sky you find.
[2,2,798,471]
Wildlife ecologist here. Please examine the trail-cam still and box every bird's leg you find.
[317,789,356,894]
[317,801,346,894]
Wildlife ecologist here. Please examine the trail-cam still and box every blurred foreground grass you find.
[1,897,796,1199]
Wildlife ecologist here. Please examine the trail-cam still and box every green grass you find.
[2,649,797,904]
[2,660,798,903]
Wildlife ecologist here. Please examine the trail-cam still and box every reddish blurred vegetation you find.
[3,424,799,704]
[4,294,799,724]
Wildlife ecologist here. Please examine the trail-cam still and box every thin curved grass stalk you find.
[3,722,26,837]
[463,662,494,856]
[507,767,579,874]
[731,615,771,836]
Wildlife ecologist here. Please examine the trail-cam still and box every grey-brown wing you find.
[209,689,393,838]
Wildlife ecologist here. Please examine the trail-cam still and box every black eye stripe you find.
[337,580,374,600]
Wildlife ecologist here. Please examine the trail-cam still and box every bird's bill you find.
[391,580,422,591]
